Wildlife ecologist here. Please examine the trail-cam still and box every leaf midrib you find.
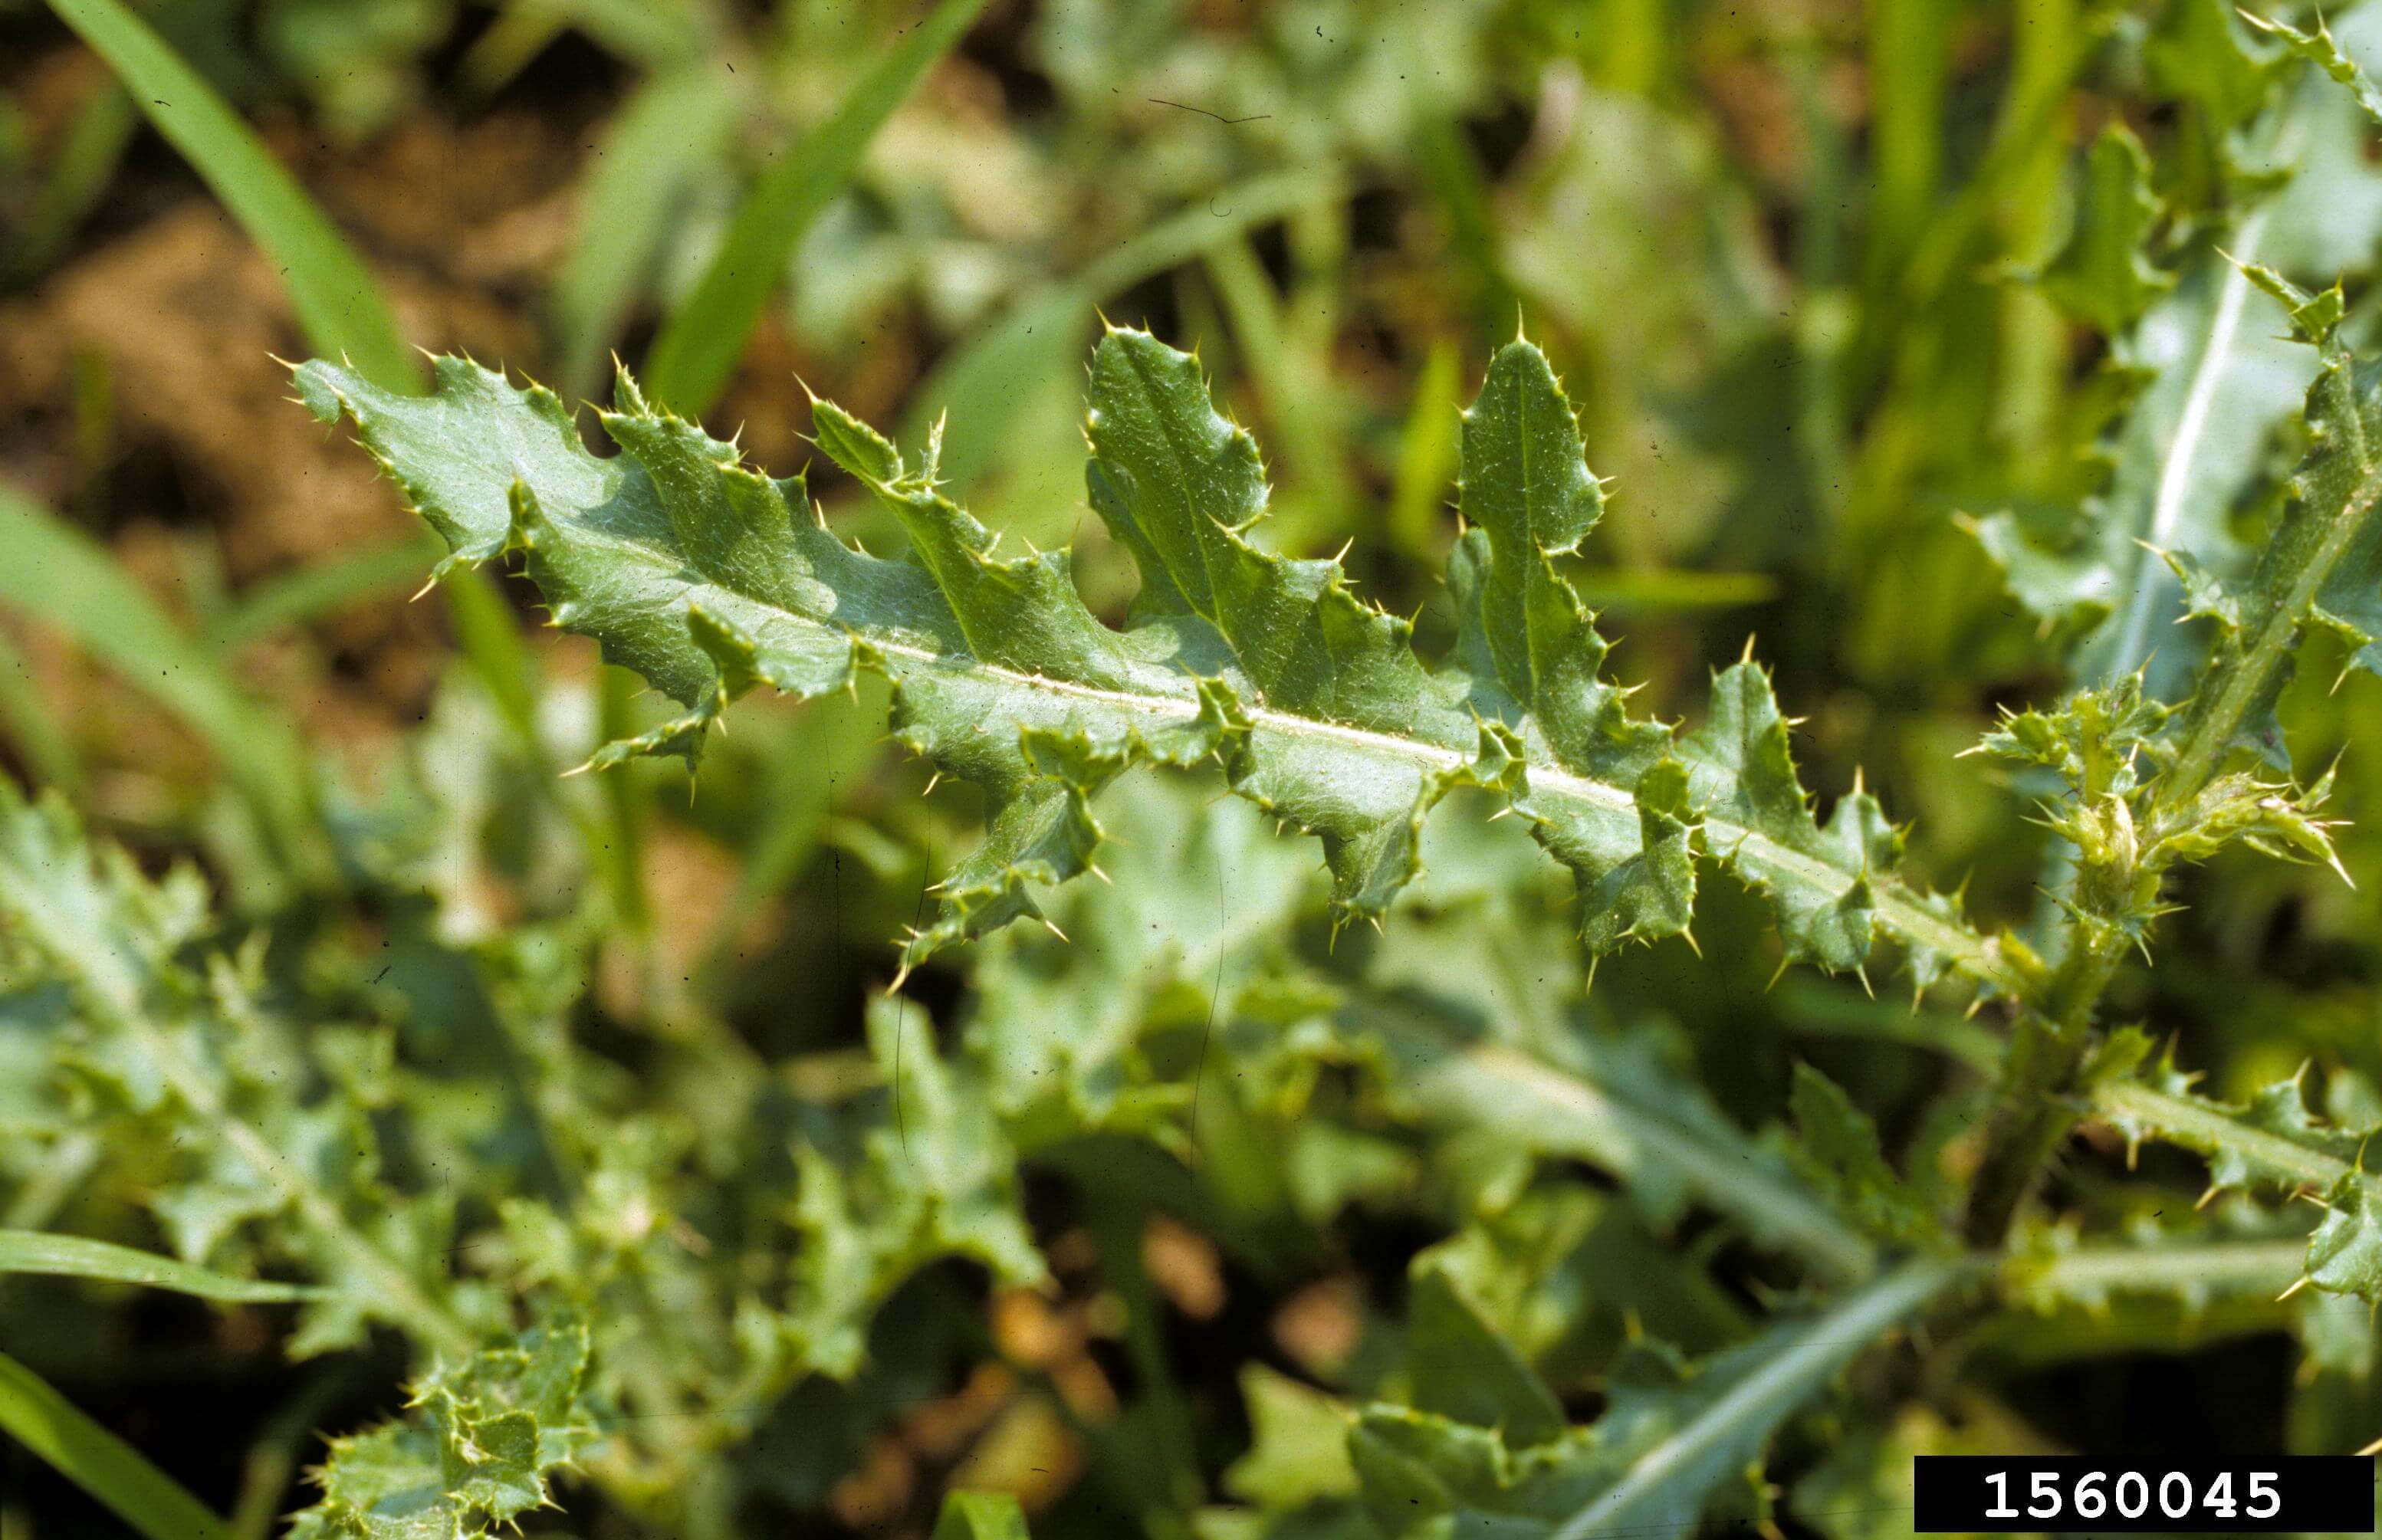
[2021,1236,2308,1297]
[2108,212,2269,678]
[1402,1032,1877,1280]
[559,501,2006,985]
[1545,1256,1969,1540]
[2097,1080,2357,1189]
[2167,442,2382,799]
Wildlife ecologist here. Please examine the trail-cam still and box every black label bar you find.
[1913,1456,2375,1533]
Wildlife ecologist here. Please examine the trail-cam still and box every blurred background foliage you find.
[5,0,2382,1535]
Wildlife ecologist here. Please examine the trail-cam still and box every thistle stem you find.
[1962,888,2130,1247]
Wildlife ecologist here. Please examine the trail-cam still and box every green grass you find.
[0,1349,232,1540]
[641,0,992,413]
[44,0,419,394]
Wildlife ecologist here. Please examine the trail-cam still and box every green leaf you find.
[0,486,322,881]
[2160,266,2382,791]
[963,771,1321,1141]
[1373,1006,1878,1282]
[284,1314,596,1539]
[1976,675,2169,802]
[0,1347,233,1540]
[1347,1258,1967,1540]
[2030,124,2173,334]
[1785,1064,1942,1247]
[0,1229,320,1302]
[2003,1220,2311,1318]
[1976,671,2344,888]
[41,0,417,394]
[967,771,1878,1282]
[295,330,2009,990]
[784,998,1044,1379]
[640,0,990,413]
[2097,1063,2382,1301]
[1677,660,1914,976]
[1224,1365,1359,1510]
[1450,340,1690,954]
[1793,1404,2055,1540]
[1972,7,2382,690]
[934,1491,1033,1539]
[1405,1251,1567,1447]
[1970,251,2311,686]
[2242,8,2382,126]
[202,530,448,652]
[548,65,741,397]
[2,79,137,284]
[2145,0,2276,135]
[0,781,473,1358]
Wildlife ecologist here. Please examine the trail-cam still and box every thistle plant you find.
[251,253,2364,1529]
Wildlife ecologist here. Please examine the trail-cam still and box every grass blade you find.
[202,530,444,651]
[550,67,741,397]
[902,165,1340,488]
[0,486,317,876]
[0,1348,233,1540]
[3,81,137,284]
[1386,338,1460,563]
[0,629,82,795]
[42,0,418,394]
[0,1230,317,1302]
[641,0,989,413]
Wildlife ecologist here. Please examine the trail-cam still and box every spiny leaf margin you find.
[292,330,2012,990]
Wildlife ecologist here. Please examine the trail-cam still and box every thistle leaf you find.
[285,1314,598,1539]
[2163,263,2382,788]
[2241,9,2382,127]
[2145,0,2275,134]
[2097,1061,2382,1301]
[1678,662,1906,974]
[1348,1258,1966,1540]
[1405,1250,1568,1447]
[1970,253,2311,685]
[1785,1064,1942,1248]
[1973,8,2382,690]
[1223,1365,1360,1510]
[969,774,1879,1280]
[1450,340,1689,951]
[1377,1009,1878,1281]
[294,330,2005,988]
[2031,124,2174,335]
[0,781,473,1357]
[2003,1213,2314,1320]
[785,997,1044,1379]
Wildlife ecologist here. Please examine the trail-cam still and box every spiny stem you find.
[1963,884,2133,1247]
